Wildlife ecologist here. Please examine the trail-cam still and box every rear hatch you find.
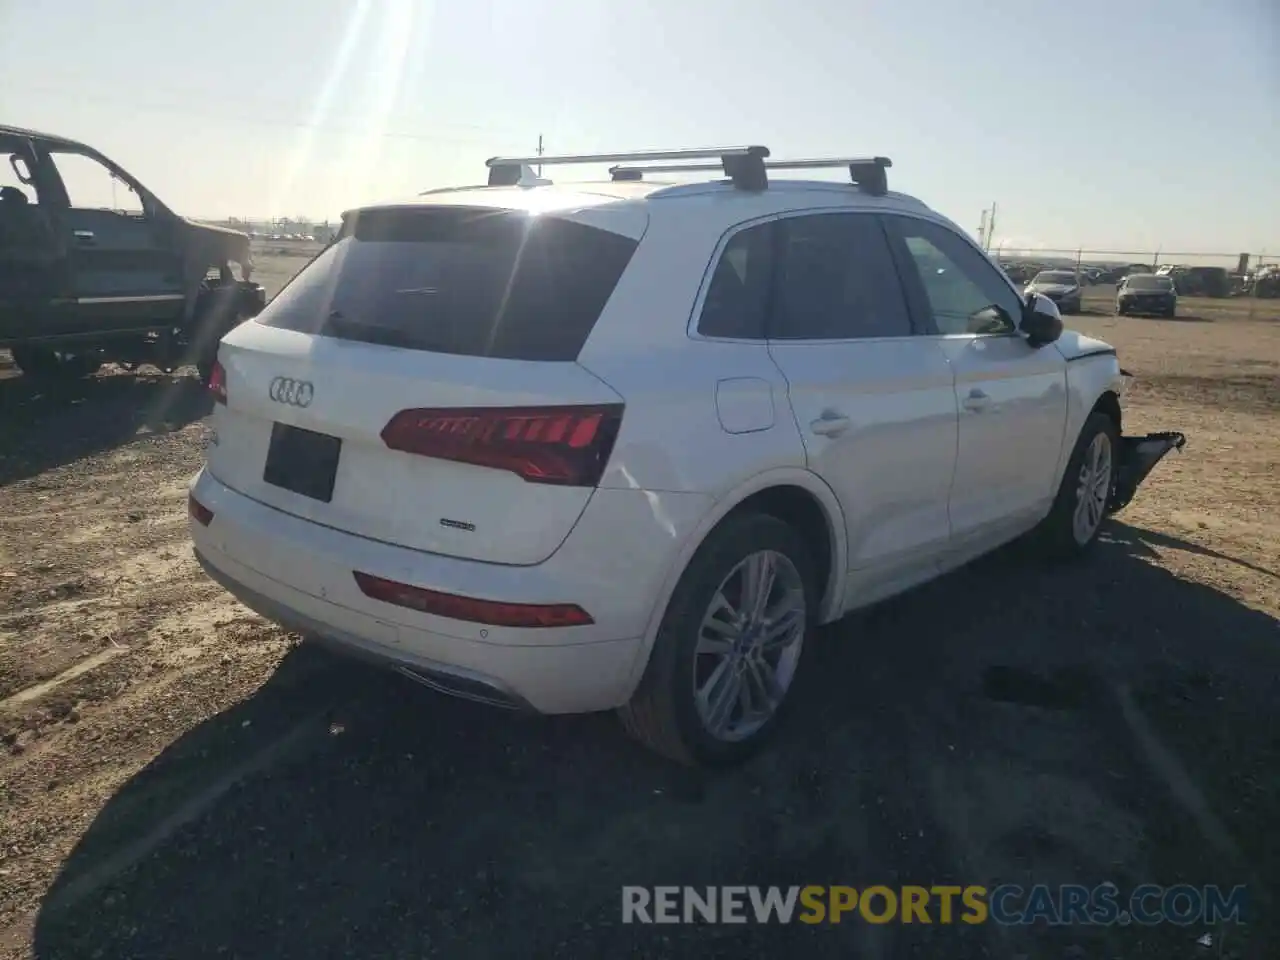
[207,202,644,566]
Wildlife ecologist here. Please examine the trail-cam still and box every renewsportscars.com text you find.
[621,884,1248,926]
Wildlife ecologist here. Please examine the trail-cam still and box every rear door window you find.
[258,207,639,361]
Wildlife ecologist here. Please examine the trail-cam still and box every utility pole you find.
[1248,249,1264,322]
[985,202,997,252]
[536,134,544,177]
[977,209,989,250]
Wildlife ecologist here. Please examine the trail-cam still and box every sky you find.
[1,0,1276,257]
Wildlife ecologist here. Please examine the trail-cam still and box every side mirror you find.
[1020,293,1063,347]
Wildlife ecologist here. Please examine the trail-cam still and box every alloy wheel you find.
[692,549,806,742]
[1072,432,1113,544]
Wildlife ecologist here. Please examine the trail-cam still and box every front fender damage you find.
[1108,431,1187,513]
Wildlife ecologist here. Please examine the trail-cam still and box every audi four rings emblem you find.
[268,376,315,408]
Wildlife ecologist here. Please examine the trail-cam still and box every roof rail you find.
[485,145,772,191]
[607,155,893,196]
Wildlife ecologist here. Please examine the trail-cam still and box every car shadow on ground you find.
[31,522,1280,959]
[1126,313,1215,324]
[1076,306,1215,323]
[0,369,211,487]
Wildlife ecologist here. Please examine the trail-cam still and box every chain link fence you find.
[987,246,1276,302]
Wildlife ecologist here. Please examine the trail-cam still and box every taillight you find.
[188,493,214,526]
[353,571,593,628]
[379,404,623,486]
[208,360,227,404]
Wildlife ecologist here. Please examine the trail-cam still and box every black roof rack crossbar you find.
[608,155,893,196]
[485,145,771,190]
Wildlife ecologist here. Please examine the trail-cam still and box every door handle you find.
[73,230,96,245]
[963,388,991,412]
[810,412,851,437]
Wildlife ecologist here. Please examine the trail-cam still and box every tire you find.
[196,355,216,385]
[618,512,819,766]
[1034,411,1119,559]
[1116,304,1127,316]
[11,347,102,381]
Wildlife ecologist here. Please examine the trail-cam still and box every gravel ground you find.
[1,280,1277,959]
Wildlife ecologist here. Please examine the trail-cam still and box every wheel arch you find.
[1090,387,1120,428]
[621,467,849,697]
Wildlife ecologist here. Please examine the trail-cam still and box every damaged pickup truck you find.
[0,124,264,382]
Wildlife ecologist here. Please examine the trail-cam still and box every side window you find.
[49,152,144,215]
[2,152,37,206]
[886,216,1021,335]
[697,221,773,339]
[770,213,912,340]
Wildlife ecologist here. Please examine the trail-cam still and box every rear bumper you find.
[195,548,540,710]
[188,468,711,714]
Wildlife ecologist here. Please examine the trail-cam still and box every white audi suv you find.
[188,146,1184,765]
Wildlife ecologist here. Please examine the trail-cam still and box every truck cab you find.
[0,124,264,380]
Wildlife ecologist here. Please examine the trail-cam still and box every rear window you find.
[257,207,639,361]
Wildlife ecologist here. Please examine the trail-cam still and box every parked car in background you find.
[999,261,1037,285]
[0,124,264,382]
[1024,269,1083,314]
[1254,265,1280,299]
[1117,273,1178,316]
[1165,266,1230,298]
[188,145,1186,765]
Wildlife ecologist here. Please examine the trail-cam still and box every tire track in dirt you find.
[0,374,312,941]
[0,267,338,950]
[0,648,131,709]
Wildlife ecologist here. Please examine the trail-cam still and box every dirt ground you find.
[1,272,1277,959]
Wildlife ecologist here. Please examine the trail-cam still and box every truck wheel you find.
[618,513,817,766]
[1034,412,1119,559]
[11,347,103,381]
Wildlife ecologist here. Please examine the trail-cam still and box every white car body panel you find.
[769,336,959,606]
[211,325,625,566]
[621,465,851,686]
[191,468,710,713]
[1054,329,1126,489]
[937,332,1068,551]
[1055,329,1118,363]
[191,175,1134,716]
